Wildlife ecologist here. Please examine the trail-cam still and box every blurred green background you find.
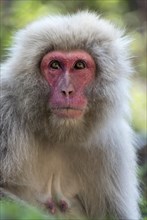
[0,0,146,219]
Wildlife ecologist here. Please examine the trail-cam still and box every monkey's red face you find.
[41,51,96,119]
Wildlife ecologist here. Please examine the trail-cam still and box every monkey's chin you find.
[52,108,84,119]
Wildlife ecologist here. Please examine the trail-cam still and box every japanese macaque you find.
[0,11,140,219]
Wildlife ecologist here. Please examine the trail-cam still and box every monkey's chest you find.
[31,149,83,215]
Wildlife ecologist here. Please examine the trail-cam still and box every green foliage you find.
[131,80,147,133]
[140,197,147,219]
[131,31,147,79]
[0,200,51,220]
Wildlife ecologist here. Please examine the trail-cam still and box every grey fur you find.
[0,11,140,219]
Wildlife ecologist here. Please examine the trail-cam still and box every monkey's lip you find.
[51,107,84,119]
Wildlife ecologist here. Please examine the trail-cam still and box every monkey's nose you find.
[61,84,74,97]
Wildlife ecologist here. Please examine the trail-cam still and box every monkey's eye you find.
[49,60,61,69]
[74,60,86,69]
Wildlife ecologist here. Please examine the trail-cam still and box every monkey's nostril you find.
[61,90,73,96]
[69,91,73,95]
[62,90,66,96]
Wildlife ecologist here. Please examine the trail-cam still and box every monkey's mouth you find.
[51,107,84,119]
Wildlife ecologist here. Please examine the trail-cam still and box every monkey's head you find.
[2,12,132,143]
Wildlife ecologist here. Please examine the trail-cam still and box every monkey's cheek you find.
[52,109,84,119]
